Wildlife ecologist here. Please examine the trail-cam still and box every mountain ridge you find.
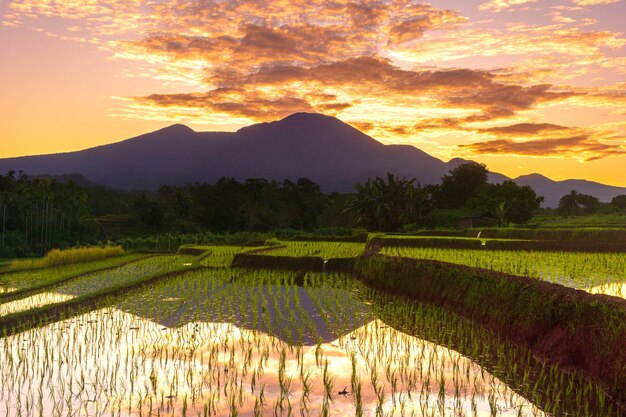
[0,112,624,207]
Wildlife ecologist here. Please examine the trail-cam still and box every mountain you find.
[0,113,458,191]
[514,174,626,207]
[0,113,624,206]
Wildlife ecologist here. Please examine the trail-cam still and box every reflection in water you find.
[0,269,547,416]
[0,313,545,417]
[588,281,626,299]
[0,291,73,316]
[0,255,195,317]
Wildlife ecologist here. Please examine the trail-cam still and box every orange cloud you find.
[461,136,625,161]
[573,0,620,5]
[478,0,537,12]
[460,123,626,161]
[133,57,577,126]
[2,0,625,168]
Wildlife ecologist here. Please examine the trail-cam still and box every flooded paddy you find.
[0,255,196,316]
[0,268,563,417]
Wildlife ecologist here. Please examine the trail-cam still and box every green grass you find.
[380,246,626,296]
[267,241,365,259]
[0,253,145,295]
[8,245,125,271]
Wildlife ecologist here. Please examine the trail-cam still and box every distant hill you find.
[514,174,626,207]
[0,113,624,207]
[0,113,460,191]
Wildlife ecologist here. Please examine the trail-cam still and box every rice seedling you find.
[381,246,626,298]
[194,246,266,268]
[0,266,618,416]
[0,253,146,295]
[265,241,365,259]
[0,255,196,316]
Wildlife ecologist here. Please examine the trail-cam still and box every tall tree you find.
[439,162,489,209]
[558,190,599,216]
[471,181,543,226]
[344,173,415,231]
[611,195,626,209]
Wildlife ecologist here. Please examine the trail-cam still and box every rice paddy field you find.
[380,247,626,299]
[0,238,625,416]
[195,246,267,268]
[264,241,366,259]
[0,253,146,295]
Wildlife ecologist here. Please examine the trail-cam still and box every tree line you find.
[0,171,97,257]
[2,162,624,256]
[345,162,544,231]
[557,190,626,217]
[120,162,546,234]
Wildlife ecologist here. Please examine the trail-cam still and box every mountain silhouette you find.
[514,173,626,207]
[0,112,624,206]
[0,113,455,191]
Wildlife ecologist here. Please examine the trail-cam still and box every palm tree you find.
[344,173,415,231]
[495,201,509,227]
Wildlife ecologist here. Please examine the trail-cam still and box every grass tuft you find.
[9,246,125,271]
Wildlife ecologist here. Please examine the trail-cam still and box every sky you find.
[0,0,625,186]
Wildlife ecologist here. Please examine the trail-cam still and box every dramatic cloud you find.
[479,123,573,135]
[461,136,626,161]
[480,0,620,11]
[478,0,537,12]
[461,123,626,161]
[573,0,620,5]
[135,57,577,127]
[2,0,625,166]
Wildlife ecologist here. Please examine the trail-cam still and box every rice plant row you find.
[0,253,146,295]
[0,255,197,317]
[266,241,366,259]
[0,268,615,416]
[380,247,626,298]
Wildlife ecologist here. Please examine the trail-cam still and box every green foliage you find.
[421,209,478,229]
[0,257,623,415]
[354,254,626,408]
[0,171,96,257]
[133,193,165,229]
[471,180,543,226]
[610,194,626,210]
[438,162,489,209]
[558,190,601,216]
[344,173,427,231]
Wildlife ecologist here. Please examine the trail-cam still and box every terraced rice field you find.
[266,241,366,259]
[380,246,626,298]
[0,253,146,294]
[0,255,196,316]
[0,243,623,416]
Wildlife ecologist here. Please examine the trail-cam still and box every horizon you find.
[1,0,625,186]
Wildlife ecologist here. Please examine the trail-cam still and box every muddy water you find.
[0,270,546,417]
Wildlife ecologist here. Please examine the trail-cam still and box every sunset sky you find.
[0,0,625,185]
